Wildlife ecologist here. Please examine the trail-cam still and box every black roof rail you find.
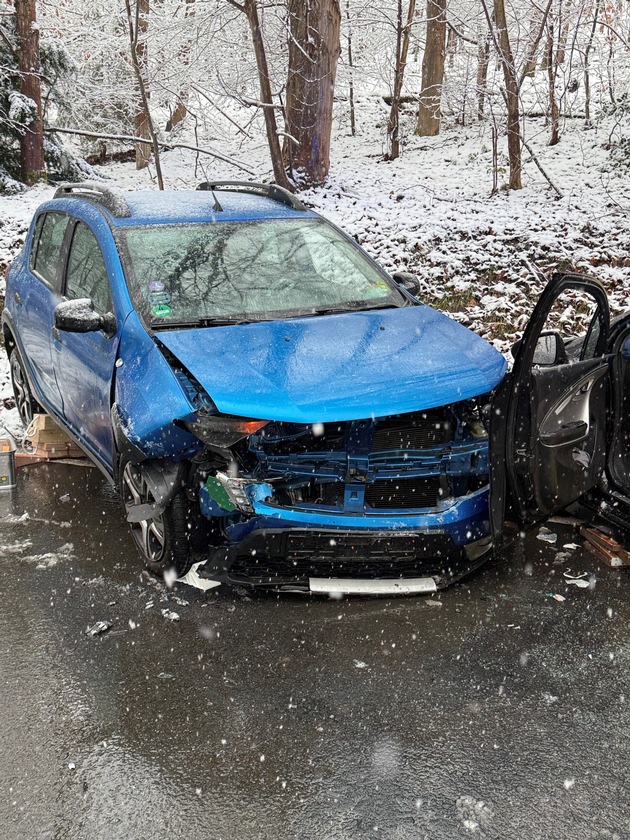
[53,182,132,218]
[197,180,307,212]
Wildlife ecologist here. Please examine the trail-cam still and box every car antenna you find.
[209,187,223,213]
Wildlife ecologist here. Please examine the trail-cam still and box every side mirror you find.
[54,299,117,337]
[532,330,568,366]
[392,271,421,298]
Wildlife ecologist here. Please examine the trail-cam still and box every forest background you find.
[1,0,630,353]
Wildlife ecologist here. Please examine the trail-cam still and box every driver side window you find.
[65,223,112,315]
[536,289,604,365]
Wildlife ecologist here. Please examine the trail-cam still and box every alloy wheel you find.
[121,461,167,563]
[10,352,35,427]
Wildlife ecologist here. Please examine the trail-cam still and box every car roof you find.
[49,182,319,227]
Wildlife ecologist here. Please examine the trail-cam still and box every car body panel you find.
[490,273,612,538]
[5,219,64,413]
[113,312,198,461]
[156,305,508,423]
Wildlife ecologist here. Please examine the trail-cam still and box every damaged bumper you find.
[197,486,492,591]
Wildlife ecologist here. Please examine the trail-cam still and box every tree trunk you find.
[134,0,151,169]
[476,21,491,121]
[15,0,45,184]
[522,12,542,76]
[491,0,522,189]
[556,0,573,65]
[546,21,559,145]
[583,0,600,126]
[416,0,446,136]
[165,0,195,132]
[125,0,164,187]
[345,0,356,136]
[386,0,417,159]
[284,0,341,186]
[446,20,457,67]
[243,0,292,190]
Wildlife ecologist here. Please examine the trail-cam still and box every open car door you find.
[490,273,611,540]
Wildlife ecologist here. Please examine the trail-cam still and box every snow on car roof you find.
[111,189,317,226]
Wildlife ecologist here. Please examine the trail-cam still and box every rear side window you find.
[65,222,112,314]
[31,212,70,290]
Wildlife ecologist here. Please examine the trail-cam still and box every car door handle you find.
[14,292,22,304]
[540,420,588,447]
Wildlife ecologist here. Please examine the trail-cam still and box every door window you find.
[31,212,70,291]
[535,289,606,365]
[65,223,112,314]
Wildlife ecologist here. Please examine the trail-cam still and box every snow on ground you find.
[0,101,629,406]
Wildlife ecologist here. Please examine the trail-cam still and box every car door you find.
[490,273,611,539]
[52,220,120,470]
[14,211,69,413]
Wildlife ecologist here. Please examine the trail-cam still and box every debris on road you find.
[161,608,180,622]
[563,571,591,589]
[85,621,112,637]
[550,593,566,602]
[176,560,222,592]
[537,527,558,544]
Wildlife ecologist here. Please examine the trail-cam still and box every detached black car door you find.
[490,273,611,538]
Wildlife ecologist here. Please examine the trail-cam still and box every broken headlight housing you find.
[183,413,269,450]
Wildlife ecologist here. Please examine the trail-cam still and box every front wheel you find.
[10,348,43,427]
[119,460,196,578]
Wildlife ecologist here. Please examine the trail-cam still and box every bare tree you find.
[486,0,522,188]
[227,0,292,190]
[133,0,151,169]
[416,0,447,136]
[124,0,164,187]
[284,0,341,186]
[166,0,196,132]
[545,15,560,144]
[345,0,356,136]
[583,0,600,125]
[476,18,491,121]
[15,0,45,184]
[386,0,417,159]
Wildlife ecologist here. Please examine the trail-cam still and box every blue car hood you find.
[156,305,507,423]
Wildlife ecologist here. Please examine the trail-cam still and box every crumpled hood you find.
[156,305,507,423]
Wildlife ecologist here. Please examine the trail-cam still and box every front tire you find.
[119,460,195,578]
[10,348,43,427]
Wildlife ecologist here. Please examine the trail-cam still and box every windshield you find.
[118,218,405,326]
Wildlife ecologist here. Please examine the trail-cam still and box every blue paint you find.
[157,304,507,423]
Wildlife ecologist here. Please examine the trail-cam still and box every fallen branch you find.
[43,126,257,175]
[522,138,563,198]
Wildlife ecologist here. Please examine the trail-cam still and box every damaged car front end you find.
[113,301,506,594]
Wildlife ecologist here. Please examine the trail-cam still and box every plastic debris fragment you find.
[176,560,222,592]
[85,620,112,637]
[161,608,180,622]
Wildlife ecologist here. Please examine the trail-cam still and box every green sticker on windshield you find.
[151,303,172,318]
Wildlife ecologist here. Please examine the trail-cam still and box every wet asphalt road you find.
[1,462,630,839]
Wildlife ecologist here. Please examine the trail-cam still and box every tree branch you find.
[522,138,563,198]
[44,126,257,175]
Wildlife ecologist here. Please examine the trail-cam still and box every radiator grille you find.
[364,476,443,509]
[371,413,453,452]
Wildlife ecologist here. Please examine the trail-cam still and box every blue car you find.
[7,181,619,594]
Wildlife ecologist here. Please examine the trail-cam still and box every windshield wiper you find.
[309,302,400,316]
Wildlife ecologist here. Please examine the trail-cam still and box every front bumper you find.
[199,487,492,591]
